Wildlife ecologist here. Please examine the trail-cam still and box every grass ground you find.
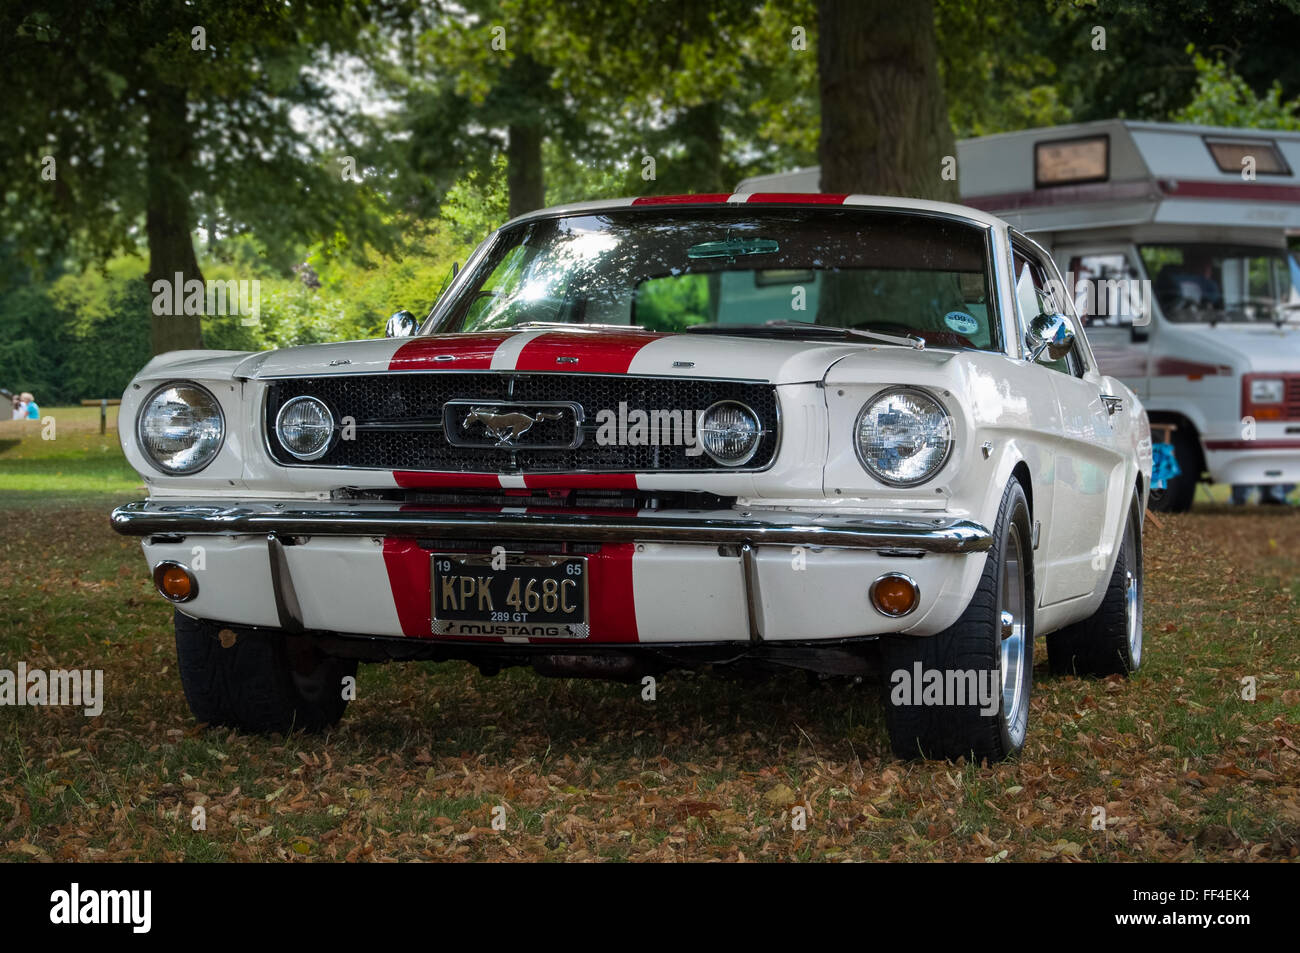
[0,412,1296,861]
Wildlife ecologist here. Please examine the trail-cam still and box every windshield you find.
[433,208,999,350]
[1139,243,1299,324]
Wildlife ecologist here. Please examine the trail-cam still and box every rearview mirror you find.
[1025,312,1075,363]
[385,309,418,338]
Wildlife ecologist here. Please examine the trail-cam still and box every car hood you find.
[215,328,906,386]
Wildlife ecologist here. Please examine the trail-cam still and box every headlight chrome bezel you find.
[698,399,763,467]
[274,395,337,462]
[136,381,227,476]
[853,386,955,488]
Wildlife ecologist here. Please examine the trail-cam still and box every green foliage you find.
[1044,0,1300,123]
[636,275,711,332]
[1173,47,1300,130]
[439,156,513,244]
[0,0,402,278]
[937,0,1073,137]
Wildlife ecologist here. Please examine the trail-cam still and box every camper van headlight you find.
[137,382,225,475]
[855,387,953,487]
[1250,378,1284,405]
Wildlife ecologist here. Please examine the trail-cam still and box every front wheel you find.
[880,478,1034,762]
[1046,495,1143,677]
[174,611,356,733]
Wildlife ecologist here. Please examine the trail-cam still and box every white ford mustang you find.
[112,193,1153,761]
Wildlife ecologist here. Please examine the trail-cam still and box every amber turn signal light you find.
[153,561,198,603]
[870,573,919,618]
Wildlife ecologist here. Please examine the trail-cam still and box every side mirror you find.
[385,309,418,338]
[1025,312,1075,363]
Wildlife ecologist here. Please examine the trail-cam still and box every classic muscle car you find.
[111,193,1152,761]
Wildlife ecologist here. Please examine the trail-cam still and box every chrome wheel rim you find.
[1123,516,1142,668]
[1000,523,1028,744]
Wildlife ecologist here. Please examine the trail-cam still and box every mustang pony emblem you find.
[464,407,563,446]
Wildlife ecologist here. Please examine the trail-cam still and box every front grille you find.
[264,373,779,472]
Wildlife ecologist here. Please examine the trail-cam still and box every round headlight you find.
[698,400,762,467]
[137,382,225,475]
[275,396,335,461]
[855,387,953,487]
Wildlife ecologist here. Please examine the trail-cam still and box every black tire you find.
[880,478,1034,762]
[174,610,356,732]
[1147,428,1198,513]
[1046,496,1143,677]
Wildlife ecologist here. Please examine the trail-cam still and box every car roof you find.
[501,193,1005,231]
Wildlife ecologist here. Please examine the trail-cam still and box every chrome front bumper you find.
[111,500,992,553]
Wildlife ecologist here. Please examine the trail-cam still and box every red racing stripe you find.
[587,543,639,643]
[513,329,665,374]
[382,538,435,638]
[393,471,501,489]
[388,332,514,371]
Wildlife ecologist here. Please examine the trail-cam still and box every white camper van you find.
[738,121,1300,511]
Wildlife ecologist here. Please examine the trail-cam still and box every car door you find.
[1011,237,1127,605]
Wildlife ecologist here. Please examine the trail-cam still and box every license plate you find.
[431,553,589,639]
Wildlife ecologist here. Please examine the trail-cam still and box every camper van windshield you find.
[437,208,998,350]
[1140,243,1299,324]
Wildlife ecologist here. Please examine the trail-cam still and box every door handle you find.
[1101,395,1123,415]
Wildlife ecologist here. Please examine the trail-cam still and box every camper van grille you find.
[1286,377,1300,421]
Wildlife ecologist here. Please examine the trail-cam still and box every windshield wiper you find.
[1233,298,1300,328]
[684,321,924,349]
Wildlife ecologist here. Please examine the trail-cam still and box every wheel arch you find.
[1146,410,1206,479]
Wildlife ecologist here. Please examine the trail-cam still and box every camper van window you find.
[1012,244,1081,377]
[1139,243,1297,324]
[1067,254,1144,327]
[1203,137,1291,177]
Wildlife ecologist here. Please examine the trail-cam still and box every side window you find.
[1067,253,1143,327]
[1012,243,1080,377]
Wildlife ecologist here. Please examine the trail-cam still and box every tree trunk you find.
[145,84,204,355]
[674,102,725,193]
[506,120,544,218]
[816,0,958,201]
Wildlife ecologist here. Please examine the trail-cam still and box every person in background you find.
[20,392,39,420]
[10,395,24,420]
